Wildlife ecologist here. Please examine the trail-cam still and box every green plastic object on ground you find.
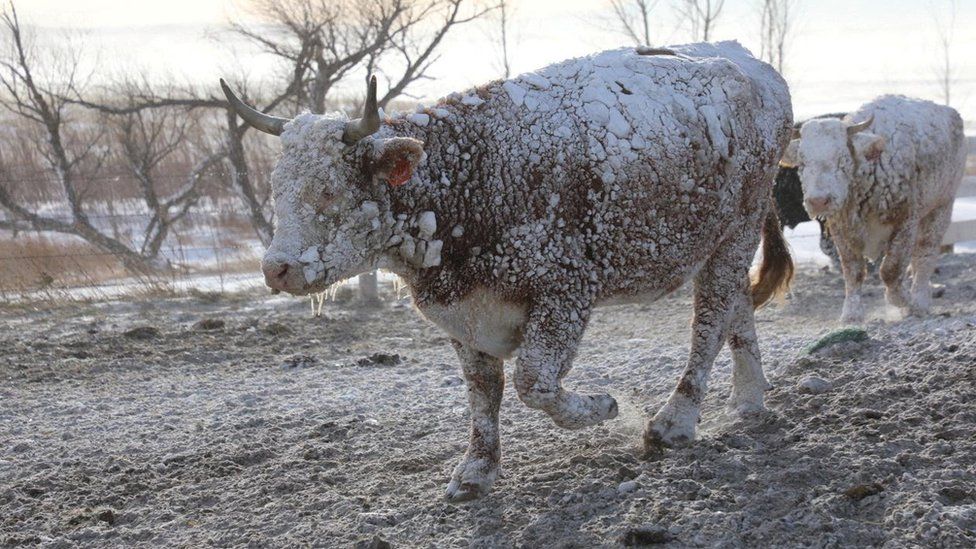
[805,328,869,354]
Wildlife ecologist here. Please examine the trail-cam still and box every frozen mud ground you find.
[1,256,975,548]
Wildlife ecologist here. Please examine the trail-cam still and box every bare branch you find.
[759,0,796,75]
[607,0,657,46]
[930,0,957,105]
[674,0,724,41]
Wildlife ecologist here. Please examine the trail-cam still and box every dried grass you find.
[0,235,130,294]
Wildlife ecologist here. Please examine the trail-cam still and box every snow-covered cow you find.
[221,41,794,500]
[774,113,847,270]
[780,95,966,322]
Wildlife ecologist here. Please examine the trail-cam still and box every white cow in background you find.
[781,95,966,323]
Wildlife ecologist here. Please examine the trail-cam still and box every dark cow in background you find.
[221,41,794,500]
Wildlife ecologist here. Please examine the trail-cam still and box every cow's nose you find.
[262,260,292,291]
[805,196,833,215]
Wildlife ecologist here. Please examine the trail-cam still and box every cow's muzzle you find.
[262,259,311,294]
[804,196,836,217]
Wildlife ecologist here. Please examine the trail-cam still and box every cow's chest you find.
[419,289,527,359]
[863,215,894,261]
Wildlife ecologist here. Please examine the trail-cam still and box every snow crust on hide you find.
[846,95,965,216]
[260,42,793,498]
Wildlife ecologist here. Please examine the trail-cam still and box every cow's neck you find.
[377,115,464,291]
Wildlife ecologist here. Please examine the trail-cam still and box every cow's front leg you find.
[445,340,504,502]
[833,229,868,323]
[879,220,918,313]
[513,303,618,429]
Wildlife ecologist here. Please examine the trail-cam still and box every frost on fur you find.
[784,95,966,322]
[252,41,794,500]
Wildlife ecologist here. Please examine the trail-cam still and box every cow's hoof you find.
[444,457,497,503]
[642,406,696,458]
[839,311,864,325]
[726,397,765,418]
[885,287,912,310]
[840,297,865,325]
[550,393,618,430]
[727,382,768,417]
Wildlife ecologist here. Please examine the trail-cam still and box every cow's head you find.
[779,114,885,218]
[221,77,425,295]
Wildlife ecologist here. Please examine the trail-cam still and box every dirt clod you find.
[355,535,392,549]
[621,525,673,545]
[123,326,160,340]
[357,353,402,367]
[264,322,291,336]
[844,483,884,501]
[797,375,832,394]
[96,508,116,525]
[281,354,318,369]
[193,318,225,331]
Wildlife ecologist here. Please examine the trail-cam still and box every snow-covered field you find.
[1,253,974,547]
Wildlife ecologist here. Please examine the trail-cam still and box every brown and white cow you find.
[780,95,966,322]
[222,41,794,501]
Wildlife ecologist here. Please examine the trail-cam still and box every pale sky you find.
[15,0,976,125]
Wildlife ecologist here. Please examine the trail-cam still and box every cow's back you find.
[467,41,791,195]
[854,95,966,212]
[397,42,792,303]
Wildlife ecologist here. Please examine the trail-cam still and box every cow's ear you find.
[371,137,425,187]
[779,139,801,168]
[852,133,885,163]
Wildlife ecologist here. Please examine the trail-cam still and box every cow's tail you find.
[750,202,794,309]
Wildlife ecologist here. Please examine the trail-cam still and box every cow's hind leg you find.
[879,219,919,314]
[644,234,754,454]
[727,287,770,415]
[445,340,504,502]
[514,303,619,430]
[909,205,952,315]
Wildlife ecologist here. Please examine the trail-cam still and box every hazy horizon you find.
[15,0,976,127]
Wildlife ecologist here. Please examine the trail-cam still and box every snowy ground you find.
[1,252,974,547]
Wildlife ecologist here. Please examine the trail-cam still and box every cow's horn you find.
[220,79,288,136]
[342,75,381,145]
[846,113,874,136]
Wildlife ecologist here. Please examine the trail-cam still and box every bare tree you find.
[237,0,491,114]
[758,0,795,74]
[675,0,724,41]
[930,0,958,105]
[0,4,222,274]
[110,91,226,258]
[608,0,657,46]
